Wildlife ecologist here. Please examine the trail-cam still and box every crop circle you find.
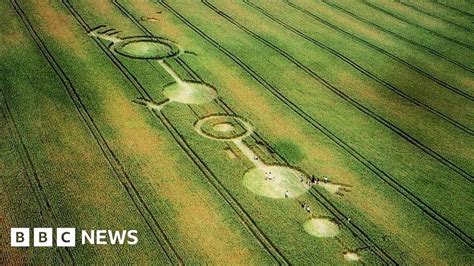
[242,165,308,198]
[343,251,361,261]
[195,115,253,141]
[213,122,235,132]
[113,37,179,59]
[304,218,340,238]
[163,81,217,105]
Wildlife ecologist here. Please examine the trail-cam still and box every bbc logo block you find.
[10,228,29,247]
[34,228,53,247]
[11,228,76,247]
[57,228,76,247]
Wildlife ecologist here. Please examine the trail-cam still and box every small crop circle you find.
[303,218,340,238]
[195,115,253,141]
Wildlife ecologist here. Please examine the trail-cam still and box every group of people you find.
[301,202,311,213]
[300,174,329,186]
[265,171,273,180]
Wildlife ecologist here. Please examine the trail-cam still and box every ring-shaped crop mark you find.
[112,36,179,60]
[194,115,254,141]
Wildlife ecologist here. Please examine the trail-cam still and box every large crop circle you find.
[163,81,217,105]
[113,37,179,59]
[242,165,308,198]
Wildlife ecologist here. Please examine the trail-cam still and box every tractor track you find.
[158,0,474,248]
[175,55,398,264]
[0,81,69,264]
[287,0,474,102]
[243,0,472,135]
[67,0,290,263]
[203,0,472,182]
[321,1,474,74]
[397,1,473,33]
[432,1,474,18]
[13,0,181,263]
[361,0,474,50]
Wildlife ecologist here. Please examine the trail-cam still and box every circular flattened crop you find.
[195,115,253,141]
[113,37,179,59]
[213,122,235,132]
[303,218,340,238]
[163,81,217,105]
[242,165,308,198]
[343,251,361,262]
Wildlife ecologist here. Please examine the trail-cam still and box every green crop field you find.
[0,0,472,264]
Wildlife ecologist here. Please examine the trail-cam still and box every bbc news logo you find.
[11,228,138,247]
